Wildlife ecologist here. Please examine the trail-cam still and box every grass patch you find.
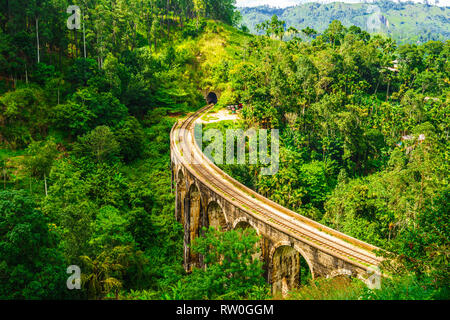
[0,148,25,161]
[284,277,366,300]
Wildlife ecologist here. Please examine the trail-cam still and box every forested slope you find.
[208,16,449,299]
[0,0,448,300]
[239,1,450,43]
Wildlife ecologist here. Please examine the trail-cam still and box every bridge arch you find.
[206,200,228,231]
[269,241,314,296]
[326,268,379,285]
[232,217,260,235]
[233,217,263,262]
[176,167,186,183]
[326,268,381,290]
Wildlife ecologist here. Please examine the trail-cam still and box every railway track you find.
[171,105,384,270]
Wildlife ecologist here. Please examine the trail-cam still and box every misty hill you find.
[239,1,450,43]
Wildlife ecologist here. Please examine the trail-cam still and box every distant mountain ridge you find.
[239,1,450,43]
[236,0,449,8]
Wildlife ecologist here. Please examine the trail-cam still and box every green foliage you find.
[80,245,147,300]
[0,190,66,299]
[0,87,48,148]
[22,138,60,196]
[89,206,134,254]
[53,89,128,137]
[67,59,99,88]
[240,2,450,44]
[32,63,57,86]
[164,227,268,300]
[73,126,120,164]
[0,0,447,301]
[23,138,59,176]
[287,277,366,300]
[256,15,286,40]
[183,19,207,38]
[256,155,331,218]
[386,190,450,297]
[361,274,440,300]
[113,117,145,163]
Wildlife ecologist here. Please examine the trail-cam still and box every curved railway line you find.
[171,104,384,273]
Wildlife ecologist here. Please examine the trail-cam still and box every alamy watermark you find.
[67,5,81,30]
[366,266,381,290]
[179,123,279,176]
[66,265,81,290]
[366,5,384,32]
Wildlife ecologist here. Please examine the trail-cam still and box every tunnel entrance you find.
[206,92,218,105]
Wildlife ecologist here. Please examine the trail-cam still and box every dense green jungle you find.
[0,0,448,300]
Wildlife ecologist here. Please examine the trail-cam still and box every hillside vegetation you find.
[0,0,448,300]
[239,1,450,43]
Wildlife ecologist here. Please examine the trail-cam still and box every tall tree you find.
[23,138,59,196]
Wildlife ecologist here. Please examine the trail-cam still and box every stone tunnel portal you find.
[206,92,218,105]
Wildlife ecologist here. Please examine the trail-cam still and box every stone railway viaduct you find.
[170,102,383,294]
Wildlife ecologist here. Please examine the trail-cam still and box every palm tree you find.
[80,254,123,300]
[256,15,286,40]
[301,27,317,40]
